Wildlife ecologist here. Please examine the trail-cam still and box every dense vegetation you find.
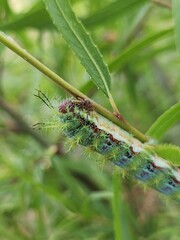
[0,0,179,239]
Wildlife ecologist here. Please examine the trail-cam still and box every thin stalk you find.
[0,31,148,142]
[108,93,121,115]
[112,172,122,240]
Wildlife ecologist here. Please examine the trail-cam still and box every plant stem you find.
[112,172,122,240]
[0,31,148,143]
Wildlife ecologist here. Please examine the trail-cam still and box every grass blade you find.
[0,2,52,31]
[43,0,111,98]
[146,102,180,140]
[172,0,180,59]
[153,144,180,166]
[83,0,147,28]
[112,172,134,240]
[0,0,147,31]
[109,28,173,72]
[112,172,122,240]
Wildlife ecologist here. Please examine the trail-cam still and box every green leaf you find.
[83,0,148,28]
[0,2,52,31]
[112,173,135,240]
[172,0,180,60]
[0,0,147,31]
[146,102,180,140]
[153,144,180,166]
[0,0,12,14]
[109,28,173,72]
[43,0,111,97]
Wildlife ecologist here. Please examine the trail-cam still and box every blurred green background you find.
[0,0,179,239]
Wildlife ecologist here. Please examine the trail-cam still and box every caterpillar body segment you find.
[58,98,180,201]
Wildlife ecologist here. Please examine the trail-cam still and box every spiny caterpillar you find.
[58,98,180,202]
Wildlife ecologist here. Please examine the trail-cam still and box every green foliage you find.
[109,28,173,71]
[0,0,180,239]
[172,0,180,59]
[0,2,52,31]
[43,0,111,98]
[112,172,135,240]
[83,0,147,27]
[153,144,180,166]
[146,102,180,140]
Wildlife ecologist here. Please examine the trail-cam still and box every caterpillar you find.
[58,98,180,202]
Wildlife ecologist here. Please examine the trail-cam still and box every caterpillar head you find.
[58,98,94,114]
[58,99,74,113]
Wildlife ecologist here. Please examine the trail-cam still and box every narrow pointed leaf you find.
[1,0,147,31]
[153,144,180,166]
[172,0,180,59]
[83,0,147,28]
[43,0,111,97]
[0,2,52,31]
[109,29,173,71]
[146,102,180,140]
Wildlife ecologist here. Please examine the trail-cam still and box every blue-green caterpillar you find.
[58,98,180,202]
